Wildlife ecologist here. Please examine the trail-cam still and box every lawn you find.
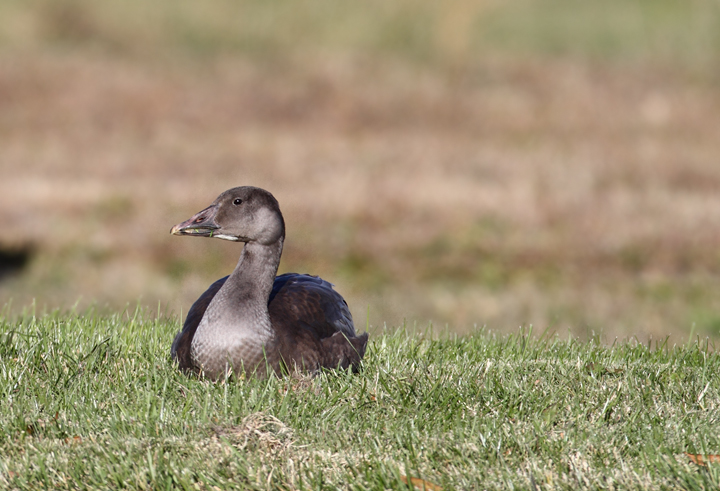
[1,310,719,490]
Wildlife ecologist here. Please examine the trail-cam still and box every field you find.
[0,0,720,340]
[1,311,719,490]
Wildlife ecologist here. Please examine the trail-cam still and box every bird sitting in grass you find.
[169,186,368,380]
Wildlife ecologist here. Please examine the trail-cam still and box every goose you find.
[169,186,368,379]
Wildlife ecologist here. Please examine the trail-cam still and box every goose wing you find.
[268,273,367,371]
[268,273,355,339]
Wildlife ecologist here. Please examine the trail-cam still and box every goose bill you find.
[170,207,220,237]
[170,225,217,237]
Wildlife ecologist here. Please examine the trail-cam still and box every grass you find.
[1,309,720,489]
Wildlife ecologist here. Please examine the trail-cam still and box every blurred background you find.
[1,0,720,340]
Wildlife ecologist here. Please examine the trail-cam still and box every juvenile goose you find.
[170,186,368,379]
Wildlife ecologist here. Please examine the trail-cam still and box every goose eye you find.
[233,198,243,205]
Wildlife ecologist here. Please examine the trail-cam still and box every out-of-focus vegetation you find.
[0,0,718,65]
[1,0,720,339]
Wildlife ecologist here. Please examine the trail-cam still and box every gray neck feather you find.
[191,237,284,376]
[208,238,284,336]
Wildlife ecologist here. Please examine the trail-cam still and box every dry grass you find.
[1,0,720,340]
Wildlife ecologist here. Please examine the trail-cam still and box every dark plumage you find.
[169,186,368,379]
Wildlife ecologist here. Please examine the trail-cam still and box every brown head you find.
[171,186,285,245]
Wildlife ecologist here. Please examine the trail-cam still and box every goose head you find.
[170,186,285,245]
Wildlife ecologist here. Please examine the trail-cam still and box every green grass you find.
[1,310,719,490]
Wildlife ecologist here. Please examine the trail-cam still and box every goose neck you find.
[229,238,283,303]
